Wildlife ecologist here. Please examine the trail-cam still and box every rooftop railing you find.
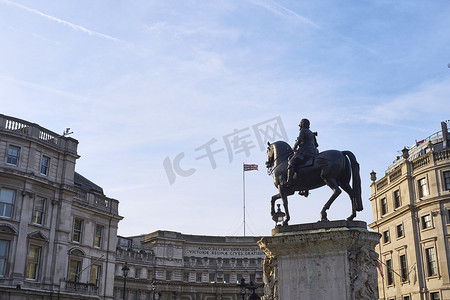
[0,114,78,155]
[116,247,155,265]
[73,187,119,215]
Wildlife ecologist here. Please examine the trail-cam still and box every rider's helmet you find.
[299,118,310,129]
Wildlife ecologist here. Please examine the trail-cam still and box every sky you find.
[1,0,449,237]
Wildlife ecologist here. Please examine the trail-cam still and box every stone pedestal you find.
[258,220,381,300]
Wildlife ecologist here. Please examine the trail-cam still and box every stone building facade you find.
[114,231,265,300]
[369,121,450,300]
[0,114,122,300]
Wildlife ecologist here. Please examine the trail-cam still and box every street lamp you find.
[401,147,409,159]
[370,170,377,183]
[247,281,261,300]
[151,279,161,300]
[273,204,286,226]
[121,263,130,300]
[238,278,247,300]
[238,278,261,300]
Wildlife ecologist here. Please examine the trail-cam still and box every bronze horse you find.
[265,141,362,225]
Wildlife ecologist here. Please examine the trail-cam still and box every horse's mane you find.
[272,140,293,156]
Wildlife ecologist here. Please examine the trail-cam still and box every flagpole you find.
[242,163,257,237]
[243,162,246,236]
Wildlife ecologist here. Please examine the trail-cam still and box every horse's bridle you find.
[266,151,292,176]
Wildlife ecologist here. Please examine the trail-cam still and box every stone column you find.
[258,221,381,300]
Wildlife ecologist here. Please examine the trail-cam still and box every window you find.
[32,196,46,225]
[90,265,101,286]
[0,240,9,276]
[7,146,20,166]
[183,272,189,282]
[418,178,428,198]
[394,190,401,208]
[224,273,230,283]
[26,245,41,280]
[383,230,390,244]
[400,254,408,282]
[0,188,15,218]
[397,224,404,238]
[425,247,437,277]
[94,225,103,248]
[386,259,394,285]
[444,171,450,191]
[72,218,83,243]
[147,269,154,280]
[430,292,440,300]
[68,259,82,282]
[403,296,410,300]
[196,273,202,282]
[381,198,387,215]
[166,270,172,281]
[209,273,215,283]
[422,214,432,229]
[40,155,50,175]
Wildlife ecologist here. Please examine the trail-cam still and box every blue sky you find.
[1,0,449,236]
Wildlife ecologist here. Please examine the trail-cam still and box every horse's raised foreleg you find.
[321,177,341,221]
[270,193,281,220]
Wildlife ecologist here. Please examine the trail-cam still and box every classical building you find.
[114,231,265,300]
[369,121,450,300]
[0,114,267,300]
[0,114,122,300]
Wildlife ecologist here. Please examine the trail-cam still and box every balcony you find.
[60,279,99,296]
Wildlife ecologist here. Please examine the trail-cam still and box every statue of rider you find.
[284,118,319,191]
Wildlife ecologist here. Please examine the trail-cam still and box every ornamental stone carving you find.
[348,246,378,300]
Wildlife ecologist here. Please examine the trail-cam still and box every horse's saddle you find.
[290,152,316,171]
[300,155,315,168]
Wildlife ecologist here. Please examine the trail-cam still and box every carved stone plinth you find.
[258,220,381,300]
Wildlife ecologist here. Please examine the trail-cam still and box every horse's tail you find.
[343,151,363,211]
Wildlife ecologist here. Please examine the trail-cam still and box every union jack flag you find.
[377,260,384,278]
[243,164,258,171]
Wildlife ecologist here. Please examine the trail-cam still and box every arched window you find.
[68,248,85,282]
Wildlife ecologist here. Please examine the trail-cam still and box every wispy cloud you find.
[248,0,375,55]
[1,0,121,42]
[331,78,450,127]
[366,78,450,124]
[0,75,92,102]
[143,22,167,36]
[249,0,321,29]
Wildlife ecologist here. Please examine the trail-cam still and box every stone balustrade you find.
[0,114,78,155]
[73,187,119,214]
[60,279,99,295]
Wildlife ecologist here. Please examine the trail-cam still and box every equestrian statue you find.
[265,118,362,225]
